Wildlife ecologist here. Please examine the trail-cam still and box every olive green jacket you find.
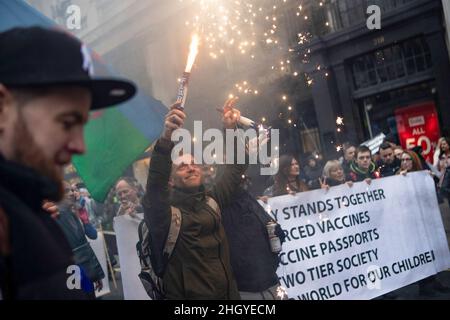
[142,138,246,299]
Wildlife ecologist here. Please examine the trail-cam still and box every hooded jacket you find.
[347,161,380,182]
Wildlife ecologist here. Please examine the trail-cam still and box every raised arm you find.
[211,99,248,208]
[142,104,185,275]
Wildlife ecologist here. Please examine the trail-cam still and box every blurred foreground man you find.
[0,27,136,299]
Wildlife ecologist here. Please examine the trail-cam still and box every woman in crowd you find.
[320,160,352,188]
[433,137,449,167]
[264,154,309,197]
[307,160,354,190]
[397,150,423,175]
[436,137,450,173]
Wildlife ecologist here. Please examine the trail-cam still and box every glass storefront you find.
[357,81,440,162]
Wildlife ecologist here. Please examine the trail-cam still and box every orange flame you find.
[185,34,200,73]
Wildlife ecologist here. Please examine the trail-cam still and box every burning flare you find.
[176,34,200,109]
[185,34,200,72]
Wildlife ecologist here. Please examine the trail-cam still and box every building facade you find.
[26,0,450,162]
[296,0,450,160]
[26,0,295,191]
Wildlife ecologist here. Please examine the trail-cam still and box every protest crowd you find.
[0,26,449,301]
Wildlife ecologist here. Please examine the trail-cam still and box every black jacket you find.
[0,155,89,300]
[377,158,401,178]
[346,161,380,182]
[304,165,323,185]
[56,205,104,283]
[441,167,450,198]
[221,188,281,292]
[342,160,352,176]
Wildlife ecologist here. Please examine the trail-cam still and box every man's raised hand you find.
[162,102,186,141]
[222,97,241,129]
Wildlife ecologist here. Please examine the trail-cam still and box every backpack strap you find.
[163,206,182,257]
[161,198,218,261]
[206,196,221,216]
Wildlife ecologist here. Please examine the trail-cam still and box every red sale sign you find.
[395,102,441,163]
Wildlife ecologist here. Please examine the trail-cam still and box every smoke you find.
[29,0,300,147]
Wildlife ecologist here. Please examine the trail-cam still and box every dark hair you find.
[273,154,308,196]
[440,137,450,145]
[439,137,450,158]
[379,142,392,151]
[356,145,371,157]
[342,142,355,152]
[307,154,317,164]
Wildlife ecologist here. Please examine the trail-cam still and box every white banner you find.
[114,214,150,300]
[262,171,450,300]
[88,231,111,298]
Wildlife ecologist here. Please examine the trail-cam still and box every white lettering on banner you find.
[262,172,450,300]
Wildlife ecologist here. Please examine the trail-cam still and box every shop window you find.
[300,128,321,154]
[415,55,426,72]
